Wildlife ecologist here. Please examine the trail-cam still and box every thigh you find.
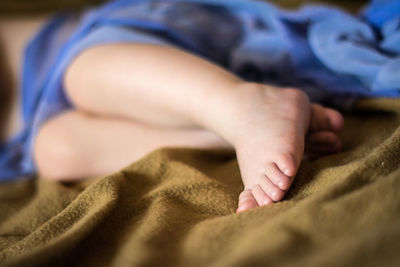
[34,110,231,180]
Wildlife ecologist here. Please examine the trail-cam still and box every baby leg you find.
[34,111,231,181]
[64,43,243,129]
[62,43,344,211]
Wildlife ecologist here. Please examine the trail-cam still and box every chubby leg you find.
[34,110,231,181]
[64,43,243,129]
[63,43,344,212]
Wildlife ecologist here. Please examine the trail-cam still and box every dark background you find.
[0,0,366,16]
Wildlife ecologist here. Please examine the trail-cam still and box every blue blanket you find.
[0,0,399,181]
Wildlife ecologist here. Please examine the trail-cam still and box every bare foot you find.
[219,84,343,213]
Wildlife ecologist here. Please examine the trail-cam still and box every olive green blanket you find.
[0,98,399,267]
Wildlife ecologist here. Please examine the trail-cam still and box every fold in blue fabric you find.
[1,0,399,181]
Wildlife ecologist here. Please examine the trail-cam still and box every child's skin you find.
[1,17,344,213]
[34,44,344,212]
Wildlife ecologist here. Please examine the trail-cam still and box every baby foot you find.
[223,84,343,213]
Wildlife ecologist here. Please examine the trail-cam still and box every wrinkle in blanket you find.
[0,98,400,266]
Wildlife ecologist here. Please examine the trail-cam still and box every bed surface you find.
[0,98,399,266]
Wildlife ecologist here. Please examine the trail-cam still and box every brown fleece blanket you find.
[0,98,400,267]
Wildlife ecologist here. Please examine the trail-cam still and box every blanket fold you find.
[1,98,400,267]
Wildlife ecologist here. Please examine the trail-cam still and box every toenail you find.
[270,189,277,198]
[283,168,291,176]
[237,207,245,213]
[278,181,284,188]
[262,199,271,206]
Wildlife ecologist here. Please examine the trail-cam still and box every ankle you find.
[191,81,264,144]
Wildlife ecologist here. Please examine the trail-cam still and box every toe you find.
[324,107,344,132]
[252,184,274,207]
[265,163,292,190]
[306,131,341,153]
[308,143,341,154]
[275,152,297,177]
[237,189,258,213]
[307,131,339,146]
[310,104,344,133]
[310,104,330,131]
[259,176,286,202]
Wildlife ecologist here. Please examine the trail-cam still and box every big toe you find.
[275,152,298,178]
[237,189,258,213]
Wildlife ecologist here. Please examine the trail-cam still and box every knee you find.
[33,111,83,181]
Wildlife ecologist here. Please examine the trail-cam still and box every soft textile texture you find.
[1,0,400,181]
[0,98,399,266]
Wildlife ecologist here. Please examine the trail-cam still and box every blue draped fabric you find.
[0,0,399,181]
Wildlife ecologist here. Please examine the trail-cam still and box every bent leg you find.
[34,110,231,181]
[62,43,345,212]
[64,43,241,129]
